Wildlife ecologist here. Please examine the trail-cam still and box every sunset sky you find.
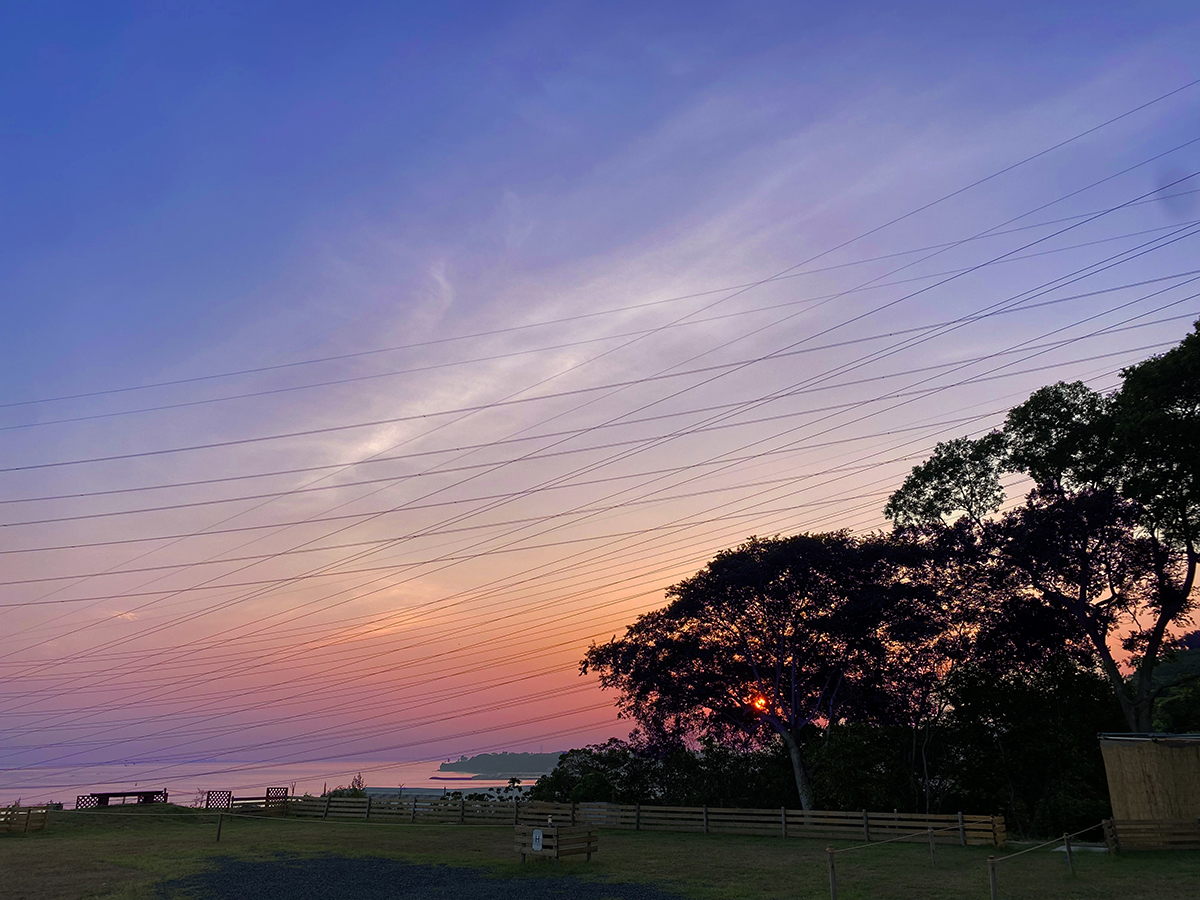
[2,2,1199,801]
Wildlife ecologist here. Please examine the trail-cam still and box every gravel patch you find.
[156,854,689,900]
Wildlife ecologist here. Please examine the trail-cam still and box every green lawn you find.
[2,805,1197,900]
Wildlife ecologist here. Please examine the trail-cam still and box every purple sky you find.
[1,2,1198,801]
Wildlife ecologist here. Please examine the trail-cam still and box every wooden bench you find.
[515,824,598,862]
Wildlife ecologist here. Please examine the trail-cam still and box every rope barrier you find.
[986,821,1106,900]
[993,822,1104,862]
[824,822,964,899]
[833,822,961,854]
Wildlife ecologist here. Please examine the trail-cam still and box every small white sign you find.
[532,828,543,851]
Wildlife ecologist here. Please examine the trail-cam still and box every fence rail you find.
[1104,818,1200,851]
[282,797,1004,847]
[0,806,50,833]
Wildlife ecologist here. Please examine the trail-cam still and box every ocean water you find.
[0,759,525,807]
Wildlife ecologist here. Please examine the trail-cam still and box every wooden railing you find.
[284,797,1005,847]
[1104,818,1200,851]
[0,805,50,833]
[515,824,599,862]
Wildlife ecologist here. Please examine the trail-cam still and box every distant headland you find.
[437,751,563,777]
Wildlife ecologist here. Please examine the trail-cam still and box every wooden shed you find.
[1099,733,1200,820]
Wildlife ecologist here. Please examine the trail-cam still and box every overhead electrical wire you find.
[4,82,1195,796]
[0,319,1161,748]
[7,260,1190,710]
[3,221,1192,435]
[1,266,1189,509]
[7,148,1192,668]
[5,76,1195,411]
[6,311,1191,532]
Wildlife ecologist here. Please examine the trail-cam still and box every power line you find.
[3,324,1183,557]
[2,340,1152,734]
[6,77,1193,413]
[0,230,1185,691]
[10,148,1190,661]
[4,222,1191,434]
[4,95,1195,777]
[3,267,1187,507]
[7,314,1189,531]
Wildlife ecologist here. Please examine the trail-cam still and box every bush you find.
[326,772,367,798]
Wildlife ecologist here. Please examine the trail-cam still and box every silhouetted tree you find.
[886,321,1200,731]
[582,532,940,809]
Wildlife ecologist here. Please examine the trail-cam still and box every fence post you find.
[322,795,331,820]
[987,856,997,900]
[635,803,641,831]
[826,846,837,900]
[571,802,576,826]
[1063,833,1074,875]
[957,811,966,846]
[410,798,417,824]
[703,804,709,834]
[862,809,870,842]
[365,796,372,820]
[992,815,1006,849]
[781,807,787,839]
[216,813,223,843]
[513,799,519,826]
[1102,819,1118,854]
[928,827,936,865]
[459,797,465,824]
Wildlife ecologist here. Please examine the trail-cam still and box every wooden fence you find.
[0,806,50,833]
[515,824,599,862]
[285,797,1005,847]
[1103,818,1200,851]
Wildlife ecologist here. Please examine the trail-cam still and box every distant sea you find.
[0,760,520,806]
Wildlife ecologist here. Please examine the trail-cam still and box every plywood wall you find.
[1100,738,1200,820]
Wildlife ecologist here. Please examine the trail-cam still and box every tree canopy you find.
[583,531,942,808]
[885,320,1200,731]
[578,323,1198,828]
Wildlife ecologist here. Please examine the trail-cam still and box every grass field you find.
[2,804,1198,899]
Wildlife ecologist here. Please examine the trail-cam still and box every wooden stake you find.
[1063,833,1074,875]
[862,809,870,842]
[826,846,837,900]
[957,811,966,846]
[988,856,998,900]
[928,827,936,865]
[216,813,223,843]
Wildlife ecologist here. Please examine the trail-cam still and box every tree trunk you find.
[779,728,815,811]
[1054,589,1140,732]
